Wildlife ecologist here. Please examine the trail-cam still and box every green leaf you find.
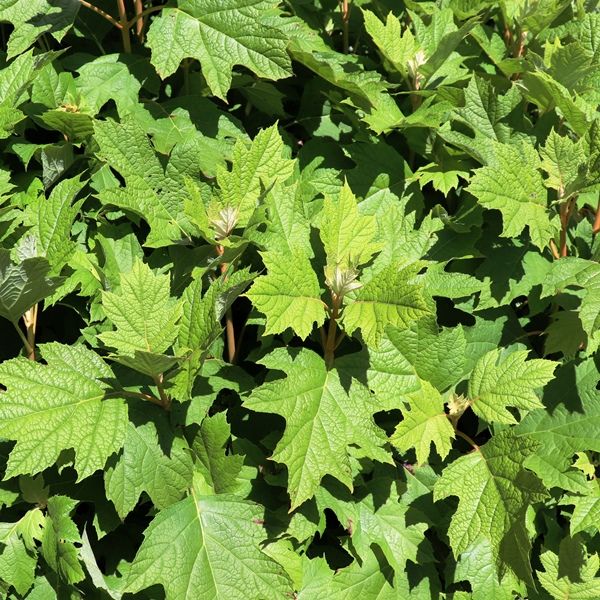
[467,141,556,250]
[0,511,43,596]
[454,539,523,600]
[0,250,62,324]
[0,533,35,595]
[146,0,292,99]
[362,9,417,80]
[569,483,600,536]
[125,492,293,599]
[0,50,59,106]
[40,496,84,584]
[540,129,589,197]
[0,0,78,59]
[251,181,312,255]
[434,430,547,584]
[288,25,403,134]
[317,181,380,268]
[352,479,428,574]
[105,406,193,519]
[76,54,147,117]
[516,360,600,493]
[99,260,182,376]
[0,343,127,479]
[22,176,84,272]
[216,123,295,227]
[94,117,192,247]
[297,553,415,599]
[341,263,435,347]
[192,412,245,494]
[540,257,600,350]
[447,76,522,162]
[245,348,389,508]
[246,250,325,340]
[390,381,455,464]
[467,349,557,424]
[537,548,600,599]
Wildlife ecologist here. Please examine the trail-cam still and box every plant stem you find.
[109,389,164,406]
[339,0,350,53]
[13,322,34,359]
[22,304,38,361]
[455,429,480,452]
[324,293,340,368]
[78,0,122,28]
[153,374,170,410]
[133,0,144,41]
[559,197,576,257]
[216,245,236,363]
[116,0,131,52]
[126,4,165,28]
[593,199,600,234]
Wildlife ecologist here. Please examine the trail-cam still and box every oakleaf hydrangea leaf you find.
[105,406,193,519]
[362,9,417,80]
[540,129,589,197]
[390,381,455,464]
[125,492,292,599]
[246,250,325,340]
[0,343,127,480]
[0,533,35,595]
[94,118,192,247]
[297,553,415,599]
[146,0,292,100]
[467,141,556,250]
[434,430,547,583]
[0,250,62,324]
[22,176,84,272]
[40,496,84,584]
[352,480,428,574]
[0,0,79,59]
[537,549,600,599]
[245,348,388,508]
[317,181,380,269]
[192,412,246,494]
[99,260,182,376]
[216,124,295,227]
[516,360,600,493]
[468,349,557,424]
[569,483,600,536]
[540,257,600,351]
[342,263,435,347]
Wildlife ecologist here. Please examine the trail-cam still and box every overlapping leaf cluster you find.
[1,0,600,598]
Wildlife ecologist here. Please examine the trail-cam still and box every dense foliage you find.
[1,0,600,597]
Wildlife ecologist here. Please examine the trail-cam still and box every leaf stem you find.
[78,0,122,28]
[109,389,164,407]
[324,293,341,368]
[593,199,600,234]
[339,0,351,53]
[126,5,165,30]
[455,429,480,452]
[116,0,131,52]
[559,197,576,257]
[13,322,34,359]
[22,304,38,361]
[133,0,144,41]
[216,245,236,363]
[153,374,170,410]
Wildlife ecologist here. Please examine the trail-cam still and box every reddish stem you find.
[217,245,236,363]
[593,200,600,234]
[324,294,340,368]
